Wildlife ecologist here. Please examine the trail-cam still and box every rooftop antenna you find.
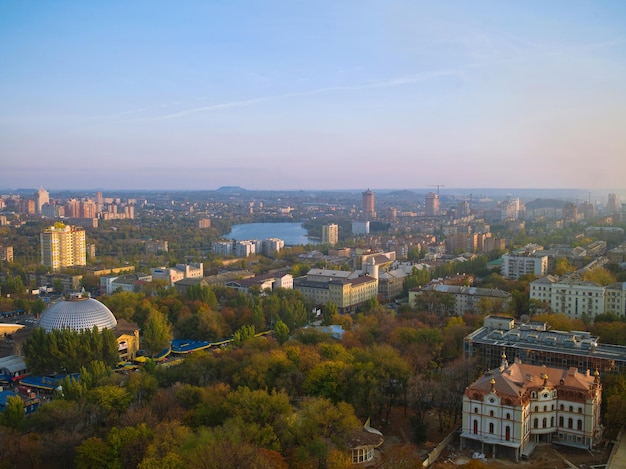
[429,184,445,195]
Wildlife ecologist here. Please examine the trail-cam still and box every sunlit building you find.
[40,223,86,271]
[322,223,339,246]
[293,268,378,313]
[362,189,375,219]
[425,192,439,216]
[461,356,602,461]
[34,188,49,215]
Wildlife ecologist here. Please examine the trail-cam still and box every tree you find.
[186,284,218,309]
[274,320,290,345]
[287,397,361,448]
[554,258,576,276]
[75,437,112,469]
[304,361,350,403]
[233,325,256,347]
[142,309,173,357]
[52,278,64,294]
[0,395,25,429]
[322,302,338,326]
[583,267,616,286]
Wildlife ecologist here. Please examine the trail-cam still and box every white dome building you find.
[37,295,117,333]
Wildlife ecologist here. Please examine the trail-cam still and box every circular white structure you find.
[37,297,117,332]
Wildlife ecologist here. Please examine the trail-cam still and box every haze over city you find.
[1,1,626,191]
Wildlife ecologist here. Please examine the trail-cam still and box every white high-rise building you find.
[40,223,86,271]
[35,188,49,215]
[322,224,339,246]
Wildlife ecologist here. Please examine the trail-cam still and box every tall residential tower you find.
[40,223,87,271]
[322,223,339,246]
[362,189,375,219]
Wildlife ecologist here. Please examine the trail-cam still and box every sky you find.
[1,1,626,191]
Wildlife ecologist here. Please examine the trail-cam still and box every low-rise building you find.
[409,284,511,315]
[225,272,293,294]
[293,269,378,313]
[464,315,626,374]
[461,358,603,461]
[100,273,152,295]
[151,263,203,286]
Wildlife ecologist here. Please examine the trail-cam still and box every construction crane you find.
[429,184,445,195]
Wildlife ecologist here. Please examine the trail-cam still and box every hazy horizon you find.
[2,1,626,190]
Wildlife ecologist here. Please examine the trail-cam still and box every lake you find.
[226,222,318,246]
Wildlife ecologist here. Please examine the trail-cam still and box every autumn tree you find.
[274,320,290,345]
[583,267,616,286]
[0,395,25,429]
[141,308,173,357]
[554,258,576,276]
[233,324,256,347]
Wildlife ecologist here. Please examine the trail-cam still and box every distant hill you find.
[387,190,418,200]
[216,186,247,193]
[525,198,566,210]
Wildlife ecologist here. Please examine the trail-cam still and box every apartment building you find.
[293,269,378,313]
[501,252,549,280]
[40,223,86,271]
[409,284,511,315]
[322,224,339,246]
[0,246,13,263]
[262,238,285,256]
[529,276,616,321]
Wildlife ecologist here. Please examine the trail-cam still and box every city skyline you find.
[1,1,626,191]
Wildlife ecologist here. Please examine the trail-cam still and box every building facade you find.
[40,223,86,271]
[34,188,49,215]
[409,284,511,315]
[352,221,370,235]
[293,269,378,313]
[322,224,339,246]
[529,276,609,321]
[464,315,626,374]
[425,192,440,216]
[501,253,549,280]
[461,358,602,461]
[362,189,375,219]
[0,245,13,263]
[262,238,285,256]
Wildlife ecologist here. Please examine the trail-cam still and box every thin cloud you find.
[142,69,461,121]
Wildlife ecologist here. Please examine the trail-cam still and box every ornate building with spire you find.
[460,354,603,461]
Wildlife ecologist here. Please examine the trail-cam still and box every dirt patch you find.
[436,440,611,468]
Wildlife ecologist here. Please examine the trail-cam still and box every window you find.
[534,418,538,429]
[543,405,547,412]
[534,406,538,412]
[559,416,564,427]
[473,420,478,435]
[489,422,494,434]
[551,417,554,427]
[505,426,511,441]
[490,410,494,417]
[560,404,564,411]
[568,418,573,429]
[543,418,547,428]
[578,407,583,414]
[474,407,478,413]
[506,413,511,420]
[577,420,583,431]
[569,406,573,412]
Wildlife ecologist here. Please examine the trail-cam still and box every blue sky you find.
[1,1,625,191]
